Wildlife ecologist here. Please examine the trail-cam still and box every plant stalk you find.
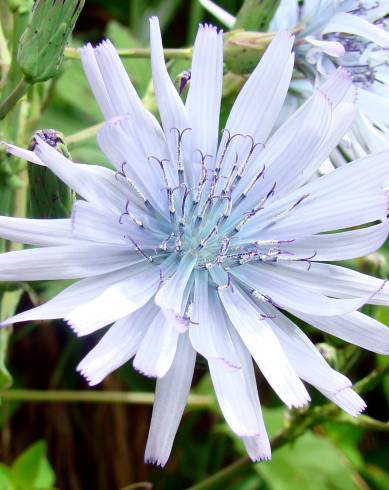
[0,389,214,407]
[0,77,28,119]
[64,47,192,60]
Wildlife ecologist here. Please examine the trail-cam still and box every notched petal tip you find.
[149,15,159,27]
[144,456,166,467]
[249,453,272,463]
[199,22,223,35]
[287,393,311,410]
[78,41,93,53]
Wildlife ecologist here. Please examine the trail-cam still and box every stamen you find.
[234,165,266,207]
[192,152,212,206]
[115,168,154,212]
[149,156,176,220]
[118,201,144,228]
[215,129,244,178]
[231,182,276,235]
[127,236,154,263]
[263,193,309,230]
[170,127,192,185]
[236,136,265,181]
[159,232,175,251]
[250,289,274,305]
[197,225,218,250]
[217,272,233,291]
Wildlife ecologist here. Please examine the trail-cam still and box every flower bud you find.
[223,30,273,74]
[28,129,73,218]
[17,0,84,83]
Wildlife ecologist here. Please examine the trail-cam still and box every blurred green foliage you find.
[0,441,56,490]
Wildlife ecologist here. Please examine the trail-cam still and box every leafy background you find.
[0,0,388,489]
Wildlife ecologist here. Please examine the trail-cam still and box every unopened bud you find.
[223,30,274,74]
[28,129,73,218]
[358,253,388,278]
[316,343,339,369]
[18,0,84,82]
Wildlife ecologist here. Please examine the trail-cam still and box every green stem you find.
[0,77,29,119]
[66,122,103,148]
[0,16,11,81]
[354,363,389,394]
[64,47,192,60]
[328,413,389,432]
[0,389,214,407]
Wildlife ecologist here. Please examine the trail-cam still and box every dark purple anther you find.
[179,71,191,94]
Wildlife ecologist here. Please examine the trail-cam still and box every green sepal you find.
[223,30,274,75]
[17,0,85,83]
[28,129,73,219]
[235,0,281,31]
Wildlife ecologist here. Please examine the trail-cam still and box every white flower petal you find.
[295,310,389,355]
[319,387,366,417]
[144,333,196,466]
[71,200,165,248]
[149,17,192,185]
[79,43,112,119]
[275,262,389,306]
[228,326,271,460]
[211,269,310,409]
[231,264,378,317]
[305,36,345,61]
[224,29,294,142]
[33,139,133,213]
[231,69,354,217]
[190,269,241,368]
[155,252,196,328]
[1,266,140,327]
[66,257,176,336]
[279,221,389,261]
[242,436,271,462]
[2,142,44,165]
[133,311,180,378]
[0,217,79,246]
[215,31,294,182]
[0,244,136,281]
[322,12,389,48]
[77,301,158,386]
[259,303,351,394]
[186,24,223,167]
[209,358,262,436]
[241,151,389,240]
[96,118,168,215]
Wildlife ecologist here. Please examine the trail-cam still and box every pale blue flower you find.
[201,0,389,164]
[2,17,389,466]
[270,0,389,162]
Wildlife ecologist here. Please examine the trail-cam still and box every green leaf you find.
[0,463,14,490]
[10,440,55,489]
[27,130,73,219]
[235,0,281,31]
[256,431,363,490]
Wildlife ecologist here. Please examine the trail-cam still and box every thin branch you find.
[0,77,29,119]
[0,388,214,408]
[66,122,102,148]
[328,413,389,432]
[64,47,192,60]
